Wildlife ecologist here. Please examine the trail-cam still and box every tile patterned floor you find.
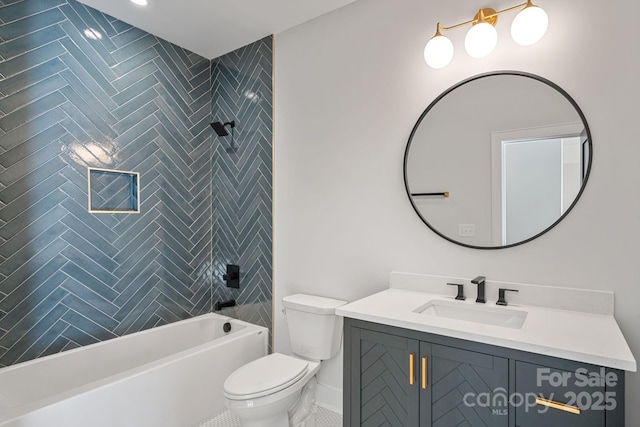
[196,405,342,427]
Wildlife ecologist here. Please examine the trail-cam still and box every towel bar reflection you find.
[411,192,449,198]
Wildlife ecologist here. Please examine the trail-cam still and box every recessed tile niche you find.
[88,167,140,214]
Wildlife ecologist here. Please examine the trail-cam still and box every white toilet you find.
[223,294,347,427]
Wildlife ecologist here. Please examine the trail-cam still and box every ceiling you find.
[76,0,359,59]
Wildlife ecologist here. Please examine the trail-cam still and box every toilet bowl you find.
[223,294,346,427]
[224,353,320,427]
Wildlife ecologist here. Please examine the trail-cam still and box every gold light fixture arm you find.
[438,1,532,32]
[439,18,477,32]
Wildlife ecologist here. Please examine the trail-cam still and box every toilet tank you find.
[283,294,347,360]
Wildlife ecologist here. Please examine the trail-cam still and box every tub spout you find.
[214,299,236,311]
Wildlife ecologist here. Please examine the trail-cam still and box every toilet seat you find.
[224,353,309,400]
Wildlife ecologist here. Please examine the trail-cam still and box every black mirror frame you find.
[403,71,593,250]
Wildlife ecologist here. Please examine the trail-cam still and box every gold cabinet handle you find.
[421,356,428,389]
[409,353,415,385]
[535,397,580,415]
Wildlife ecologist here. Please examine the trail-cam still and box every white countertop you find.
[336,283,636,372]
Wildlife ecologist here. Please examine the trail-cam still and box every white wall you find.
[273,0,640,420]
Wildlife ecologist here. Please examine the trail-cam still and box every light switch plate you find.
[458,224,475,237]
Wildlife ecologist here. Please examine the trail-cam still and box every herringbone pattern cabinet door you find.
[429,344,509,427]
[358,329,420,427]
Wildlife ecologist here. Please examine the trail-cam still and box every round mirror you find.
[404,71,591,249]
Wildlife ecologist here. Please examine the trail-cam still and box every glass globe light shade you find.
[424,35,454,69]
[464,22,498,58]
[511,5,548,46]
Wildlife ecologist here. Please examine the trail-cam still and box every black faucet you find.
[447,283,466,301]
[471,276,486,303]
[214,299,236,311]
[496,288,519,306]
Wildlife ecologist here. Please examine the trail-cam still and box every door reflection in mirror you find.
[499,133,583,246]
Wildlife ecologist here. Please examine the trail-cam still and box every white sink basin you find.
[414,300,527,329]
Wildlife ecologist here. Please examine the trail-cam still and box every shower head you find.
[210,120,235,137]
[210,120,238,152]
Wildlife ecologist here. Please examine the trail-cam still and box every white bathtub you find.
[0,313,267,427]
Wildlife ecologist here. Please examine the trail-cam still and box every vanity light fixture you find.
[130,0,148,6]
[424,0,548,69]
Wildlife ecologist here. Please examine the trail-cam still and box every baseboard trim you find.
[315,383,342,414]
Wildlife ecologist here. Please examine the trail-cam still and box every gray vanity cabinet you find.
[344,318,625,427]
[345,322,508,426]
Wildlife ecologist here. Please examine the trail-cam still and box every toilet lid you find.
[223,353,309,400]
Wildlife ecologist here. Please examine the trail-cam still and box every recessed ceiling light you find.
[130,0,148,6]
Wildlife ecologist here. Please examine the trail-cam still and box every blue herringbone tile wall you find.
[211,37,273,340]
[0,0,272,368]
